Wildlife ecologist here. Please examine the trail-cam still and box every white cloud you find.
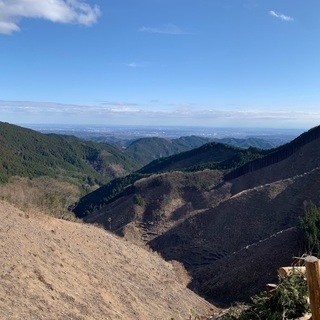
[269,10,294,22]
[1,100,320,128]
[138,24,188,35]
[0,0,100,34]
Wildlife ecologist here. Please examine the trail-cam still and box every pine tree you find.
[298,201,320,256]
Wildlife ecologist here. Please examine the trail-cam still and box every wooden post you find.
[305,255,320,320]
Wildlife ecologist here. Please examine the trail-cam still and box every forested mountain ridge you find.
[74,133,300,218]
[138,142,267,174]
[125,135,211,166]
[0,121,139,187]
[72,142,266,217]
[120,135,284,166]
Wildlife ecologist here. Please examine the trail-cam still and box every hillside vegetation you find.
[3,120,320,310]
[0,176,81,221]
[75,124,320,305]
[72,142,266,218]
[125,136,211,165]
[0,121,139,188]
[94,134,286,165]
[139,142,267,174]
[215,137,278,149]
[0,122,142,219]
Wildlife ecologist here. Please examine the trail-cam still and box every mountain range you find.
[73,125,320,305]
[1,120,320,315]
[123,135,279,166]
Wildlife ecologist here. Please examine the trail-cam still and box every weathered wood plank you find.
[305,255,320,320]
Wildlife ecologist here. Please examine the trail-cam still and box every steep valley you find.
[76,125,320,305]
[2,122,320,316]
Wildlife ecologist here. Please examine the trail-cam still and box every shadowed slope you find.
[190,227,305,305]
[225,124,320,181]
[73,125,320,304]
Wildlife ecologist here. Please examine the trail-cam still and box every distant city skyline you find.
[1,1,320,129]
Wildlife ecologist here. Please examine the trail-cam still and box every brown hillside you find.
[81,128,320,304]
[230,135,320,194]
[148,167,320,302]
[83,169,224,246]
[83,166,320,304]
[0,201,217,319]
[150,168,320,264]
[190,227,305,305]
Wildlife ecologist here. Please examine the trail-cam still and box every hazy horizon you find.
[21,122,307,131]
[20,123,305,144]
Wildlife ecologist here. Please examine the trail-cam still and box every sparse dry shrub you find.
[0,176,81,221]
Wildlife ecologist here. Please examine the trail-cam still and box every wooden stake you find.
[305,255,320,320]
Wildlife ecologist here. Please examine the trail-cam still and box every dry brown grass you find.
[0,200,217,319]
[0,176,80,221]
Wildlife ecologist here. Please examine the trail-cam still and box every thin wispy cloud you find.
[1,100,320,128]
[126,62,139,68]
[138,24,188,35]
[125,62,150,68]
[269,10,294,22]
[0,0,100,35]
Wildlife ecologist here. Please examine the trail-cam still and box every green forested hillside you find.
[215,137,278,149]
[72,173,148,217]
[0,122,139,187]
[73,125,320,220]
[121,136,277,166]
[125,136,211,165]
[138,142,267,174]
[72,142,266,217]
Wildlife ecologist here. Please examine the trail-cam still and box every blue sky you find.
[0,0,320,129]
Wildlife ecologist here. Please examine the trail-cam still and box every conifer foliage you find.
[298,201,320,257]
[220,270,308,320]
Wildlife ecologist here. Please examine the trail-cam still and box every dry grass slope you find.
[0,201,217,320]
